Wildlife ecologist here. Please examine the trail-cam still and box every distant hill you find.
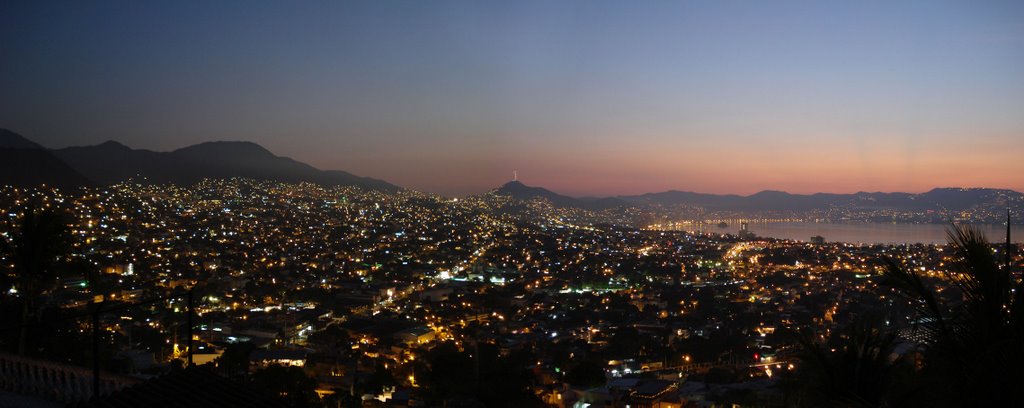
[0,129,93,188]
[618,189,835,211]
[493,181,624,209]
[0,128,45,149]
[5,126,1020,212]
[488,179,1022,215]
[617,188,1022,213]
[51,139,400,191]
[0,129,400,191]
[494,181,578,207]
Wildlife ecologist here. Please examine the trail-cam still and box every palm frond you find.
[944,224,1013,344]
[877,257,950,346]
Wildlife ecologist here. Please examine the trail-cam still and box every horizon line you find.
[7,128,1023,198]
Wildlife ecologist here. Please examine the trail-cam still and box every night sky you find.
[2,1,1023,196]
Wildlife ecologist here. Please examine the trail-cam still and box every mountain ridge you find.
[493,181,627,210]
[0,129,401,192]
[490,180,1023,214]
[4,128,1020,213]
[0,128,94,188]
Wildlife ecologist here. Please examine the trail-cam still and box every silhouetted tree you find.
[605,326,641,357]
[877,224,1023,406]
[4,208,71,355]
[251,364,321,408]
[217,342,255,378]
[416,342,543,407]
[362,363,396,395]
[564,360,606,388]
[789,319,918,407]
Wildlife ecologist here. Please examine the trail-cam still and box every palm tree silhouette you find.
[789,317,917,407]
[5,207,71,355]
[878,224,1022,406]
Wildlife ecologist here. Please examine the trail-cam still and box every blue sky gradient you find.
[2,1,1022,196]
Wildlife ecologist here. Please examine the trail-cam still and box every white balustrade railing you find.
[0,352,140,404]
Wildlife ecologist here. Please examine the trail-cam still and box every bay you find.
[688,221,1024,245]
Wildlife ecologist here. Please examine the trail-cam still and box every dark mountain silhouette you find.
[619,189,834,211]
[493,181,624,209]
[4,127,1020,211]
[53,140,164,185]
[51,140,400,191]
[489,179,1022,214]
[915,188,1014,211]
[0,129,93,188]
[0,129,46,149]
[618,187,1021,212]
[0,129,399,191]
[494,181,577,206]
